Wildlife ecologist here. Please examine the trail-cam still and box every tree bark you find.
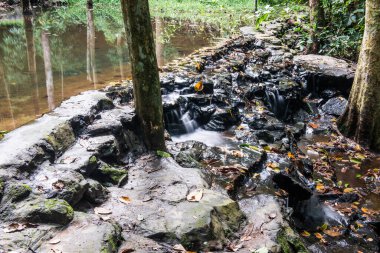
[309,0,325,53]
[155,17,164,67]
[338,0,380,151]
[21,0,32,15]
[120,0,166,151]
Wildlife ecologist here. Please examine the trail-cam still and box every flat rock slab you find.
[99,156,245,251]
[0,90,113,174]
[38,212,122,253]
[294,54,356,79]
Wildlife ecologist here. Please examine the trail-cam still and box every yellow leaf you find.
[301,231,310,237]
[288,152,295,159]
[320,223,328,231]
[194,81,204,92]
[324,229,341,237]
[119,196,132,204]
[361,207,369,214]
[343,188,354,193]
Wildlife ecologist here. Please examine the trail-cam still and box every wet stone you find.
[320,96,348,116]
[84,179,110,204]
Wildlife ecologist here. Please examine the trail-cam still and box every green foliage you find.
[157,150,171,158]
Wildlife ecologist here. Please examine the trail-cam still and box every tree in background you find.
[309,0,325,53]
[21,0,32,15]
[120,0,166,151]
[338,0,380,151]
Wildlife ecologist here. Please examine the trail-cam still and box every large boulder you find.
[99,157,245,251]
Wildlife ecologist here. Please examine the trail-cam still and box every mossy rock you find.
[100,223,123,253]
[96,163,128,185]
[277,226,309,253]
[4,184,32,203]
[17,198,74,225]
[0,178,4,201]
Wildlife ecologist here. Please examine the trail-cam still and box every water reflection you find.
[0,8,220,131]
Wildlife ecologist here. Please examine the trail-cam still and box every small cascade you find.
[180,111,198,133]
[265,88,289,120]
[164,106,199,136]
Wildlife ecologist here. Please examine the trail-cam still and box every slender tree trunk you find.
[24,14,39,115]
[22,0,32,15]
[41,31,55,110]
[86,1,97,88]
[309,0,325,53]
[155,17,164,67]
[120,0,166,150]
[338,0,380,151]
[254,0,258,12]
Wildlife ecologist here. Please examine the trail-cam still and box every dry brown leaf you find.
[94,207,112,215]
[187,189,203,202]
[314,232,323,239]
[119,196,132,204]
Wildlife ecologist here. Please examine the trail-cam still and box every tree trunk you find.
[22,0,32,15]
[309,0,325,53]
[254,0,258,12]
[338,0,380,151]
[41,31,55,110]
[120,0,166,151]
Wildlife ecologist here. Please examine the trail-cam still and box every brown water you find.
[0,10,220,131]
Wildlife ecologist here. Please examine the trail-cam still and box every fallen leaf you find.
[173,244,186,252]
[320,223,328,231]
[194,81,204,92]
[52,180,65,191]
[49,238,61,245]
[288,152,295,159]
[156,150,171,158]
[94,207,112,215]
[308,122,319,129]
[343,188,354,193]
[324,229,341,237]
[119,196,132,204]
[3,223,26,233]
[314,232,323,239]
[187,189,203,202]
[361,207,369,214]
[301,231,310,237]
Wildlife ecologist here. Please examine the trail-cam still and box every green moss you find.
[277,226,309,253]
[7,184,32,202]
[100,224,122,253]
[44,199,74,222]
[99,163,128,185]
[89,155,98,164]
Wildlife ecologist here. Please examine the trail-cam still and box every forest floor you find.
[0,16,379,253]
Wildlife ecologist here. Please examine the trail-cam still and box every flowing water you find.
[0,7,222,131]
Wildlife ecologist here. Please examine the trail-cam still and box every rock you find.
[294,54,356,94]
[255,130,286,143]
[86,107,134,136]
[120,233,170,253]
[0,223,56,252]
[84,179,110,204]
[38,212,122,253]
[2,183,32,203]
[92,162,128,186]
[320,97,348,116]
[190,104,216,124]
[30,163,89,205]
[100,157,245,251]
[0,90,113,174]
[277,226,308,253]
[236,195,284,253]
[272,172,313,200]
[203,107,241,131]
[12,198,74,225]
